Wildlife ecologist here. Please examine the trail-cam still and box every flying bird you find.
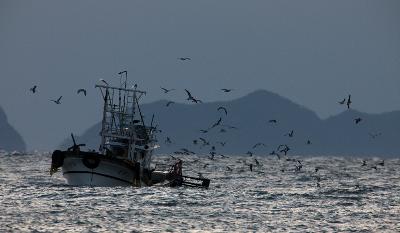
[184,89,202,103]
[278,144,290,155]
[221,89,233,93]
[161,87,175,93]
[361,160,367,166]
[369,132,382,139]
[77,89,87,96]
[50,96,62,104]
[30,85,37,93]
[252,143,266,149]
[200,129,208,133]
[217,106,228,115]
[284,130,294,137]
[218,141,226,147]
[354,117,362,124]
[346,95,352,109]
[268,119,277,123]
[178,57,191,61]
[165,137,172,144]
[118,70,127,75]
[199,137,210,146]
[166,101,175,107]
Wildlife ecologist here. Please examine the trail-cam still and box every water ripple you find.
[0,153,399,232]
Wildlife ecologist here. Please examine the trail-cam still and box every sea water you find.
[0,152,399,232]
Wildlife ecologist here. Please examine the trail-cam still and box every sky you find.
[0,0,400,150]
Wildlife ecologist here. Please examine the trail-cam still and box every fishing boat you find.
[50,73,210,188]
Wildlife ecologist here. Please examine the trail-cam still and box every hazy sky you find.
[1,0,400,150]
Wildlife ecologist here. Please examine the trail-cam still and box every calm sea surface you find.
[0,152,399,232]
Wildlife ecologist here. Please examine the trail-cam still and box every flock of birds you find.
[29,85,87,105]
[151,81,385,188]
[28,65,386,188]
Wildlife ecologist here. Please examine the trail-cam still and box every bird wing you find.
[211,118,222,128]
[57,96,62,102]
[185,89,193,99]
[217,107,228,115]
[199,137,207,143]
[161,87,168,92]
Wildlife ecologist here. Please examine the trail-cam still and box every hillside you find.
[0,106,26,152]
[59,90,400,157]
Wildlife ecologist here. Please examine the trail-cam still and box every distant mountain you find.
[59,90,400,157]
[0,106,26,152]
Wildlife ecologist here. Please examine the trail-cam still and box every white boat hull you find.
[62,155,139,187]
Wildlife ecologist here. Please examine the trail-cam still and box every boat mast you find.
[99,88,109,153]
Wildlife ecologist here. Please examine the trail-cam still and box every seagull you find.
[217,106,228,115]
[252,143,266,149]
[77,89,87,96]
[218,141,226,147]
[268,119,277,123]
[200,129,208,133]
[165,137,172,144]
[184,89,202,103]
[99,79,109,86]
[278,144,290,155]
[338,98,346,105]
[346,95,352,109]
[221,89,233,93]
[30,85,37,93]
[284,130,294,137]
[161,87,175,93]
[354,117,362,124]
[178,57,191,61]
[369,132,382,139]
[199,137,210,146]
[295,160,303,171]
[209,152,215,160]
[254,158,261,166]
[361,160,367,166]
[166,101,175,107]
[50,96,62,104]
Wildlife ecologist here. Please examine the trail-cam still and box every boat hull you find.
[62,156,134,186]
